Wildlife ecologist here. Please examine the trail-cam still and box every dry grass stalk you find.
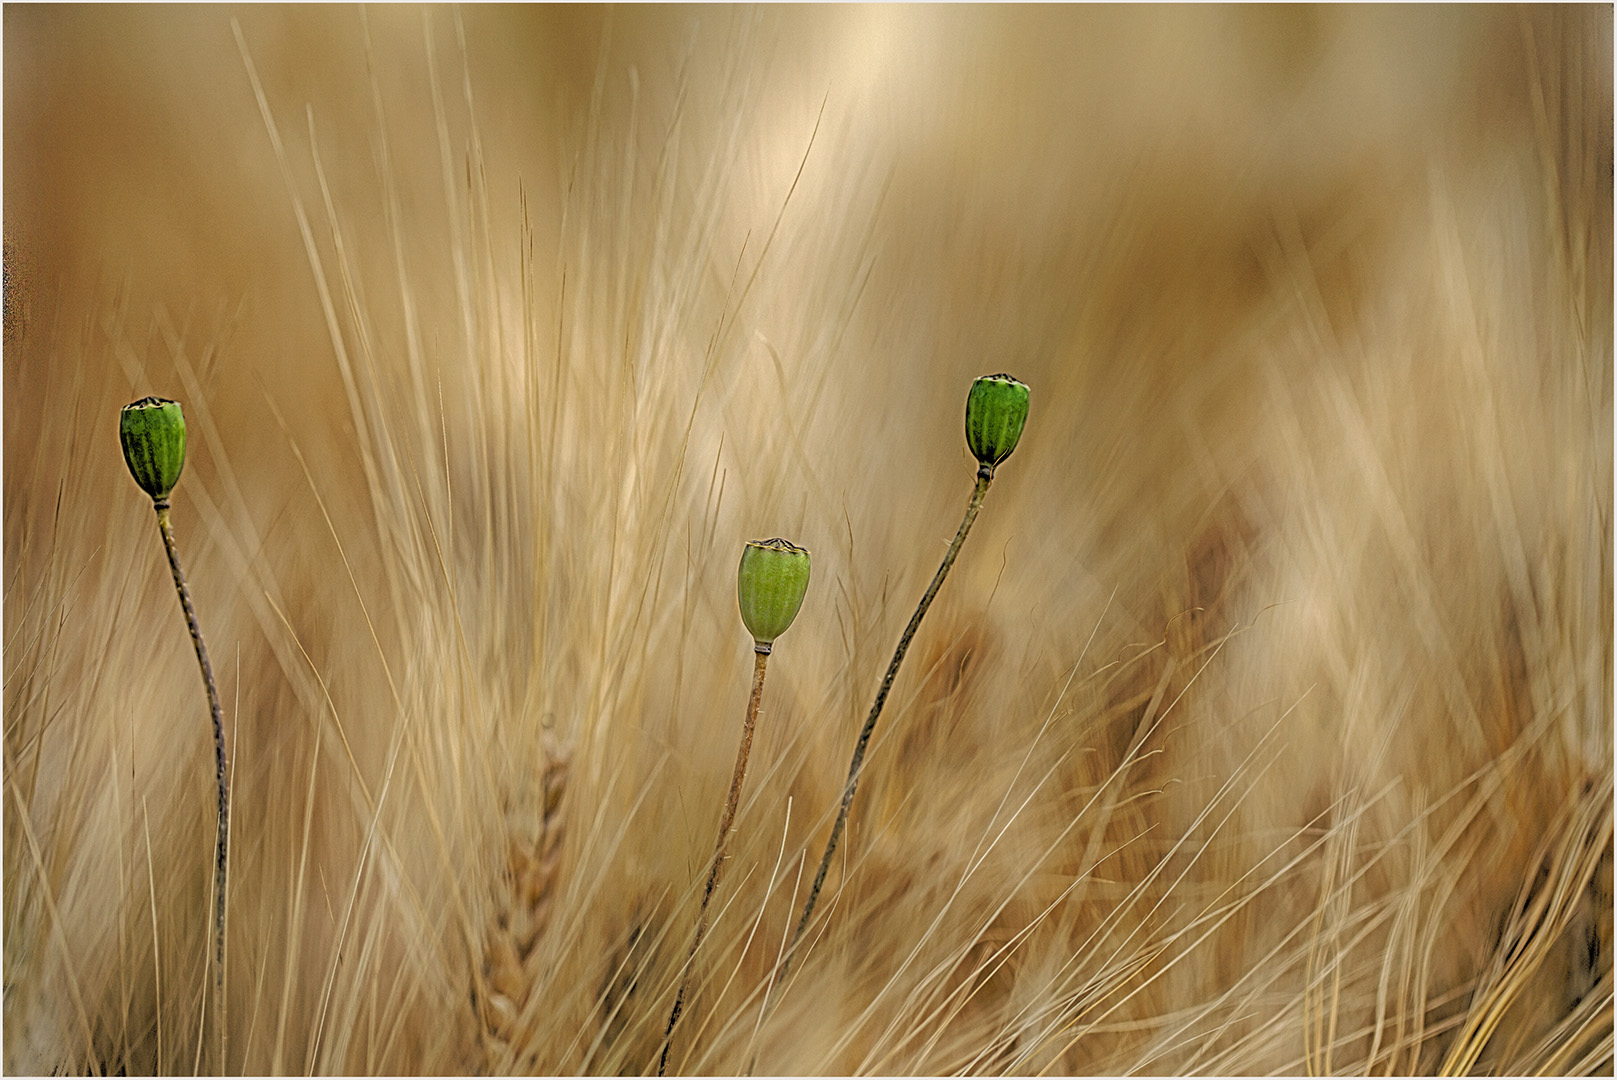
[1439,774,1615,1076]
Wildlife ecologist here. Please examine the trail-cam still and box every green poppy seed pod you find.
[737,537,811,651]
[965,373,1030,474]
[120,396,187,502]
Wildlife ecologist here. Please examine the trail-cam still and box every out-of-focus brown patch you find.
[897,613,993,768]
[3,231,29,349]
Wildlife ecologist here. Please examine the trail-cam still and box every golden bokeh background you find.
[5,6,1611,1074]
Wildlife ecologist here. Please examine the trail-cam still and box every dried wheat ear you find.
[474,740,571,1065]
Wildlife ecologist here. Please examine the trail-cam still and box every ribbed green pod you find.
[964,373,1030,471]
[737,538,811,647]
[120,396,187,501]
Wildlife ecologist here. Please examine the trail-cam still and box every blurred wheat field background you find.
[4,5,1612,1075]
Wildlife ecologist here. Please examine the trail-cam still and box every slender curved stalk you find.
[659,647,771,1075]
[154,500,229,1072]
[774,468,993,990]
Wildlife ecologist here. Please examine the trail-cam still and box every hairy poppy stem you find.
[154,501,229,1072]
[776,469,992,990]
[659,647,770,1076]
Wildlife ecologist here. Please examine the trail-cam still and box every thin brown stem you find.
[659,647,770,1076]
[155,501,229,1073]
[774,469,993,991]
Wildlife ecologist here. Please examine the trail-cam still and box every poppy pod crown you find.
[120,396,187,501]
[737,538,811,649]
[965,373,1029,473]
